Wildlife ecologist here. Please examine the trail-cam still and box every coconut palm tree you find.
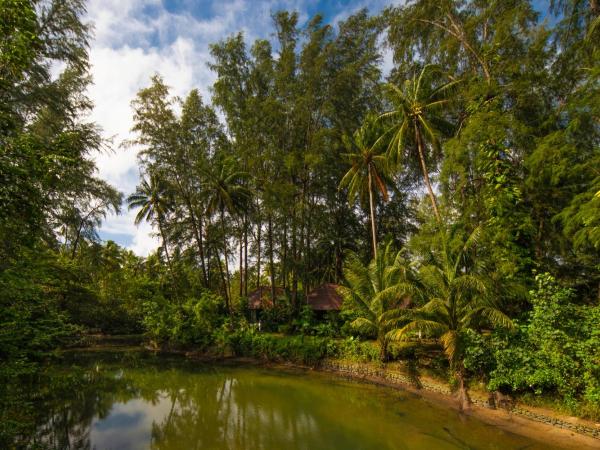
[338,242,414,361]
[339,114,393,259]
[381,65,459,222]
[201,156,252,308]
[389,227,513,410]
[127,172,173,272]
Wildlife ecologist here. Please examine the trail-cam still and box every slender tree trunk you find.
[292,205,298,309]
[205,218,211,287]
[190,207,208,287]
[244,215,248,297]
[456,369,472,411]
[368,169,378,260]
[71,203,107,259]
[158,218,173,273]
[173,174,208,286]
[379,333,388,362]
[282,217,288,290]
[71,224,83,259]
[239,225,243,298]
[256,206,262,290]
[306,191,313,296]
[220,207,231,310]
[158,216,178,297]
[300,182,307,302]
[216,245,230,311]
[335,200,344,283]
[415,125,442,222]
[536,216,544,260]
[268,213,276,301]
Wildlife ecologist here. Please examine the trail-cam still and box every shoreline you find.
[178,351,600,449]
[70,343,600,449]
[313,359,600,450]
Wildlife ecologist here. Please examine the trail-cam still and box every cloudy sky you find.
[87,0,550,256]
[87,0,400,256]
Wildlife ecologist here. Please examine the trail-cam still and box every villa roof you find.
[247,286,284,310]
[305,283,412,311]
[306,283,343,311]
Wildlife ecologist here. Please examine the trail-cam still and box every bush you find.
[488,273,600,417]
[142,291,225,350]
[224,332,430,366]
[258,298,292,332]
[291,305,314,335]
[225,329,337,366]
[462,329,495,380]
[334,337,380,363]
[0,255,79,362]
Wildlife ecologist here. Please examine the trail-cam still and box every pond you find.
[5,350,565,450]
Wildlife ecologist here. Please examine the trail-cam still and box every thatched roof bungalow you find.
[247,286,285,310]
[306,283,343,311]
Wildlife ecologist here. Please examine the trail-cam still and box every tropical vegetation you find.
[1,1,600,442]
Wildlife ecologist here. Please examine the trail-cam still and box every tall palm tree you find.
[389,227,513,410]
[338,242,413,361]
[339,114,392,259]
[202,156,252,309]
[381,65,459,222]
[127,172,174,272]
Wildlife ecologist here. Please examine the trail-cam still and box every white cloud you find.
[85,0,394,256]
[86,1,219,256]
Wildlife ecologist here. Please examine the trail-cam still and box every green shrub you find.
[143,291,225,349]
[462,329,495,380]
[0,255,79,362]
[335,337,380,363]
[225,329,337,365]
[224,331,420,365]
[291,305,315,335]
[258,298,292,332]
[488,273,600,417]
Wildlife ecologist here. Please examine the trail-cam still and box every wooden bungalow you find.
[247,286,284,321]
[248,283,348,322]
[306,283,411,317]
[306,283,343,318]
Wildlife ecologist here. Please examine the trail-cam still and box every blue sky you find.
[87,0,400,255]
[86,0,552,255]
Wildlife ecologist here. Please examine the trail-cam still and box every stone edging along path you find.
[318,359,600,443]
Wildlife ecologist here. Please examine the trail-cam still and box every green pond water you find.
[7,350,565,450]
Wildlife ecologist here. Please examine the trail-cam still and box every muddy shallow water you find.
[10,350,565,449]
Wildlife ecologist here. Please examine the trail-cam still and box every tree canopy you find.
[1,0,599,428]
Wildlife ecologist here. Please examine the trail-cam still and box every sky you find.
[86,0,551,256]
[87,0,400,256]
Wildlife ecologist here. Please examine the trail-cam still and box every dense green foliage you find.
[0,0,122,364]
[489,273,600,416]
[1,0,599,426]
[143,292,226,349]
[338,242,410,361]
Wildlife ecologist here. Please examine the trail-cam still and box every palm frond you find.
[351,317,377,335]
[387,319,447,341]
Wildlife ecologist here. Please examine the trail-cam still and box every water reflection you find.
[4,351,561,450]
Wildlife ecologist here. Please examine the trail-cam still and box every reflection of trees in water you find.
[2,353,560,450]
[4,353,144,450]
[3,353,468,450]
[148,371,325,450]
[20,366,141,449]
[6,354,387,450]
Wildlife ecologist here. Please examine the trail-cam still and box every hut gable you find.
[247,286,284,310]
[306,283,343,311]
